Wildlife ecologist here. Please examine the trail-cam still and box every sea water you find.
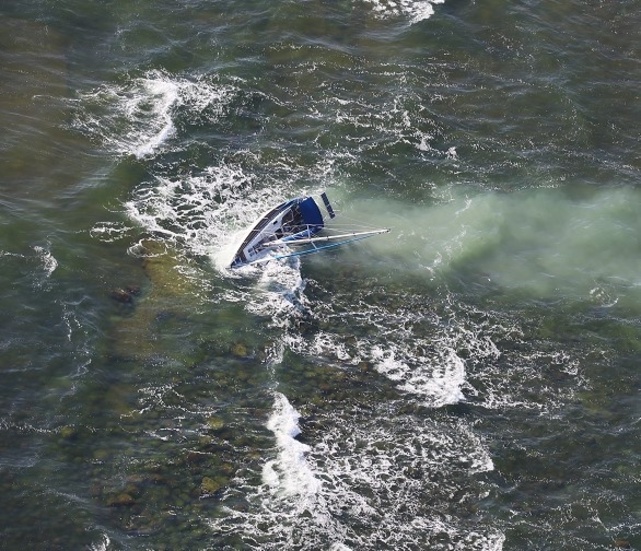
[1,0,641,549]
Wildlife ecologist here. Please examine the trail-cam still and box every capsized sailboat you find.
[230,192,389,268]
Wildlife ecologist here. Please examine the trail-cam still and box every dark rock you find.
[125,285,141,296]
[110,288,134,304]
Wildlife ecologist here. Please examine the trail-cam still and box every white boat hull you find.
[230,196,324,268]
[229,193,389,268]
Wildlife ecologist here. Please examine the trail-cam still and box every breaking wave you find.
[74,70,238,158]
[263,392,321,502]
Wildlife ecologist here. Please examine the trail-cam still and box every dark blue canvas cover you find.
[299,197,324,230]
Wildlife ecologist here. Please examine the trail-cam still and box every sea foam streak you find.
[75,70,237,158]
[282,280,584,413]
[124,163,275,258]
[284,293,476,408]
[263,392,321,500]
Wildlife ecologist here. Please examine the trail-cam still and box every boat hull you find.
[230,196,324,268]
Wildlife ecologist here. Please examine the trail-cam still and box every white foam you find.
[89,534,111,551]
[247,258,311,324]
[263,392,321,499]
[124,163,258,258]
[129,75,178,158]
[362,0,445,23]
[89,221,134,243]
[371,343,467,407]
[305,410,498,546]
[33,245,58,277]
[281,281,586,413]
[76,70,237,159]
[282,295,473,408]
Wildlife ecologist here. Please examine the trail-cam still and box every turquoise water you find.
[2,1,641,549]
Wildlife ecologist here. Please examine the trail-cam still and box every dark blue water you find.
[2,1,641,549]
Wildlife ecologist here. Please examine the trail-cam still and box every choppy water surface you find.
[2,1,641,549]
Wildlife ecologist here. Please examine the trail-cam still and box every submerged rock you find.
[58,425,77,440]
[110,285,141,304]
[1,18,77,187]
[230,342,248,358]
[140,241,196,297]
[200,476,223,496]
[107,493,136,507]
[205,416,225,431]
[358,361,373,373]
[109,240,200,360]
[110,288,134,304]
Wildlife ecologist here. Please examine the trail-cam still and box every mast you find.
[263,228,390,249]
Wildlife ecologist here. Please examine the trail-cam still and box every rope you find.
[267,233,377,262]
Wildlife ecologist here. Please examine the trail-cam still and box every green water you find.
[1,1,641,549]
